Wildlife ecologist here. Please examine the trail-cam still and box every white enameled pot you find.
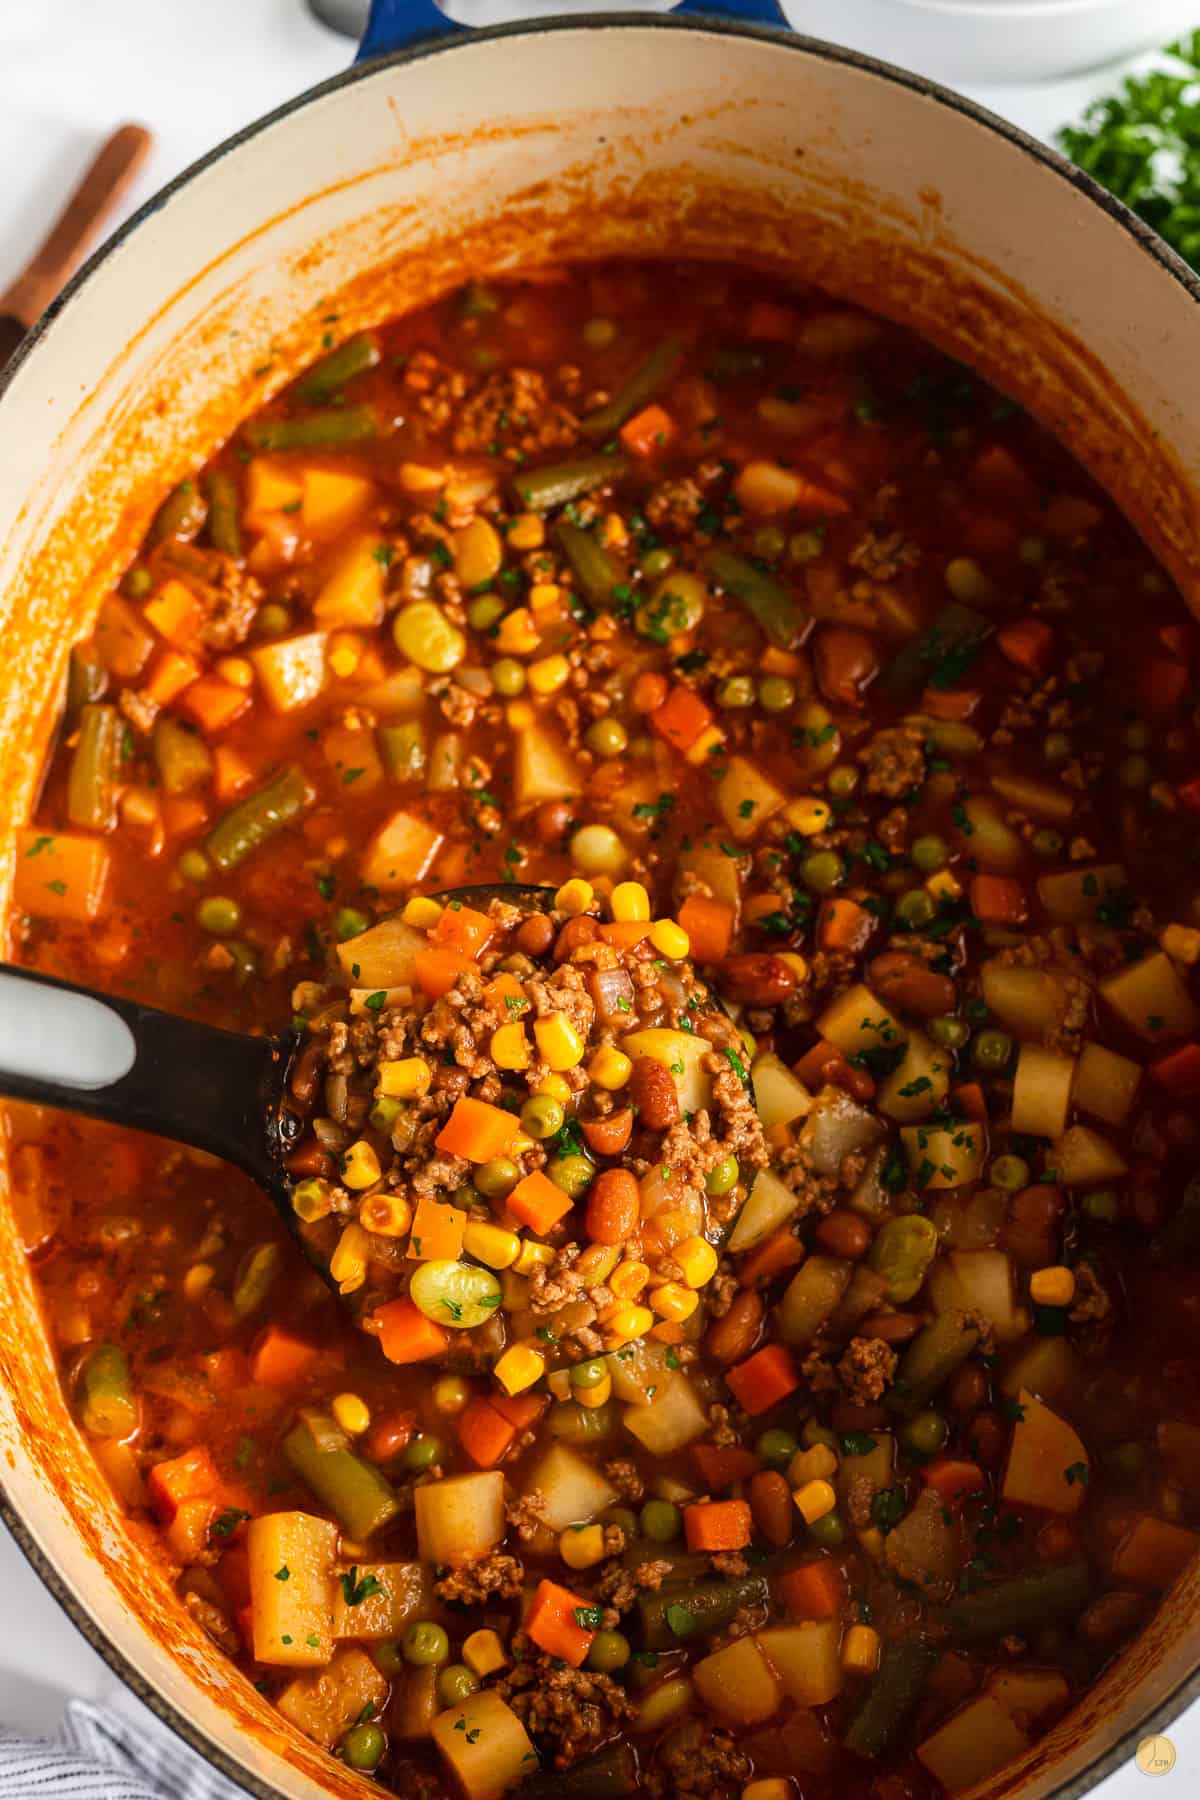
[2,6,1200,1797]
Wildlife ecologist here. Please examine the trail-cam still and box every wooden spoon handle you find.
[0,123,152,328]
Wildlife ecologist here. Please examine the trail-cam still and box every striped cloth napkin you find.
[0,1699,248,1800]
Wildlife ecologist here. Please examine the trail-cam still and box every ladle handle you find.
[0,963,289,1183]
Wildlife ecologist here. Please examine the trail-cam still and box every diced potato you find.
[335,915,425,988]
[245,456,302,525]
[1011,1044,1075,1140]
[952,795,1024,872]
[1073,1041,1141,1127]
[728,1167,801,1255]
[414,1472,505,1566]
[250,631,328,713]
[1037,864,1127,925]
[322,721,384,792]
[693,1635,783,1726]
[276,1644,388,1749]
[756,1622,843,1706]
[247,1511,337,1667]
[332,1561,433,1640]
[677,835,743,910]
[360,810,444,891]
[815,984,905,1057]
[836,1432,894,1508]
[604,1338,672,1406]
[799,1087,883,1177]
[1000,1336,1079,1404]
[901,1122,985,1188]
[621,1028,713,1115]
[525,1444,617,1533]
[845,1144,894,1223]
[302,466,374,537]
[917,1695,1029,1794]
[990,768,1075,826]
[884,1489,961,1596]
[777,1255,852,1346]
[623,1372,708,1455]
[716,755,788,840]
[980,961,1072,1042]
[13,829,111,922]
[986,1667,1070,1728]
[752,1053,814,1130]
[876,1030,950,1124]
[313,536,388,627]
[1101,950,1200,1043]
[432,1691,537,1800]
[1002,1391,1089,1516]
[1112,1514,1200,1588]
[947,1250,1021,1342]
[1053,1124,1128,1187]
[359,666,427,717]
[95,594,155,678]
[513,723,581,807]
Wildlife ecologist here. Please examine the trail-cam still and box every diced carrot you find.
[1179,777,1200,815]
[922,1458,986,1501]
[197,1347,250,1395]
[650,1320,686,1345]
[144,578,206,647]
[1044,494,1102,538]
[376,1296,450,1366]
[632,670,669,714]
[1140,656,1189,715]
[1037,1518,1079,1561]
[970,874,1029,926]
[435,1096,522,1162]
[747,300,798,342]
[147,1445,220,1522]
[508,1170,574,1235]
[677,894,735,964]
[737,1227,805,1289]
[725,1343,800,1417]
[13,829,111,923]
[620,404,676,459]
[997,617,1055,677]
[817,897,875,954]
[406,1194,467,1262]
[743,892,789,930]
[180,677,250,735]
[162,796,208,838]
[248,1325,317,1390]
[1112,1515,1200,1589]
[969,445,1037,508]
[431,903,494,959]
[598,920,654,949]
[491,1392,546,1432]
[920,686,981,722]
[778,1558,845,1620]
[456,1396,518,1468]
[212,745,254,801]
[690,1444,761,1490]
[651,683,714,754]
[143,648,200,705]
[526,1579,595,1667]
[952,1081,988,1123]
[412,946,474,999]
[760,647,802,676]
[483,971,527,1013]
[684,1499,753,1553]
[1150,1043,1200,1099]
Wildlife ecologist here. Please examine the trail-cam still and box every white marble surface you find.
[0,1,1196,1792]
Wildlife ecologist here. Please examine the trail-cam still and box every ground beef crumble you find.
[496,1642,634,1769]
[434,1553,523,1605]
[837,1336,898,1405]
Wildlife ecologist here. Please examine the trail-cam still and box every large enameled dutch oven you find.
[3,3,1200,1795]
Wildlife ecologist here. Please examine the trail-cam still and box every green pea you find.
[549,1153,594,1199]
[716,675,756,710]
[944,556,991,604]
[177,848,210,884]
[758,675,796,713]
[801,1419,839,1452]
[255,601,292,638]
[990,1154,1030,1192]
[1118,753,1151,790]
[801,850,845,894]
[705,1154,740,1196]
[333,906,371,941]
[1111,1441,1145,1479]
[341,1722,386,1771]
[752,525,787,561]
[929,1015,969,1050]
[587,1628,631,1673]
[437,1664,480,1707]
[1082,1188,1120,1224]
[789,529,825,564]
[1018,535,1046,565]
[807,1510,845,1548]
[196,895,242,936]
[585,717,629,759]
[123,566,153,598]
[402,1434,443,1474]
[583,317,616,349]
[467,593,505,632]
[826,764,859,800]
[1043,732,1072,766]
[453,1182,484,1210]
[402,1620,449,1667]
[475,1157,520,1199]
[626,1651,665,1690]
[520,1095,564,1140]
[902,1409,948,1458]
[756,1428,799,1469]
[910,835,948,874]
[570,1357,607,1390]
[974,1029,1013,1073]
[640,1499,681,1543]
[1031,829,1063,859]
[491,658,526,697]
[1123,720,1152,752]
[640,546,674,579]
[603,1506,639,1539]
[896,888,936,931]
[369,1095,404,1135]
[371,1640,406,1679]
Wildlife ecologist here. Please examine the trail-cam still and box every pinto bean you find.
[999,1184,1065,1269]
[868,951,957,1018]
[514,913,555,956]
[364,1408,416,1463]
[629,1056,680,1131]
[814,625,880,708]
[858,1310,921,1346]
[749,1470,793,1547]
[814,1210,872,1260]
[286,1139,333,1180]
[1077,1589,1152,1645]
[581,1108,634,1157]
[718,953,797,1008]
[965,1408,1006,1469]
[947,1361,988,1415]
[535,799,572,844]
[289,1039,325,1107]
[704,1289,763,1365]
[586,1168,641,1244]
[555,915,600,961]
[832,1400,888,1434]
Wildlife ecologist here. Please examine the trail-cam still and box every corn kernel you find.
[490,1023,531,1071]
[534,1072,572,1103]
[841,1624,882,1676]
[377,1056,433,1099]
[576,1244,621,1289]
[358,1192,413,1238]
[856,1526,885,1561]
[513,1239,555,1276]
[400,461,445,493]
[454,517,502,590]
[555,878,595,917]
[743,1782,796,1800]
[433,1374,471,1414]
[528,582,562,613]
[650,1281,699,1323]
[535,1012,585,1071]
[576,1371,612,1409]
[331,1392,371,1436]
[463,1629,508,1679]
[794,1478,837,1525]
[1030,1265,1076,1307]
[493,1344,545,1396]
[495,607,540,655]
[341,1141,382,1190]
[330,1222,370,1295]
[215,656,255,690]
[403,896,444,929]
[292,1177,333,1223]
[612,881,651,923]
[560,1523,607,1570]
[528,652,570,696]
[685,724,726,767]
[601,512,628,549]
[589,1046,632,1091]
[1161,922,1200,965]
[603,1303,654,1348]
[675,1235,719,1289]
[501,1269,530,1310]
[776,952,809,982]
[507,513,545,551]
[784,796,831,836]
[328,642,361,679]
[463,1220,521,1270]
[393,599,466,674]
[610,1259,651,1301]
[926,867,963,902]
[650,1319,686,1345]
[506,700,535,732]
[182,1262,214,1301]
[650,919,690,961]
[788,1443,838,1487]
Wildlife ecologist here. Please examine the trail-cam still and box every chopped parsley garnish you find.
[341,1567,387,1607]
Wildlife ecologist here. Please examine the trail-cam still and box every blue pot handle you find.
[358,0,789,60]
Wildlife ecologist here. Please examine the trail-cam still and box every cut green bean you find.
[889,1312,981,1415]
[511,452,629,513]
[880,603,993,703]
[638,1574,769,1650]
[205,765,311,872]
[66,644,108,726]
[295,331,381,404]
[843,1640,938,1758]
[150,479,208,547]
[284,1409,402,1539]
[704,547,809,650]
[67,704,122,833]
[80,1344,139,1439]
[204,469,243,560]
[243,405,378,452]
[945,1561,1091,1643]
[232,1242,281,1317]
[519,1742,638,1800]
[554,521,628,610]
[378,720,426,783]
[581,336,683,439]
